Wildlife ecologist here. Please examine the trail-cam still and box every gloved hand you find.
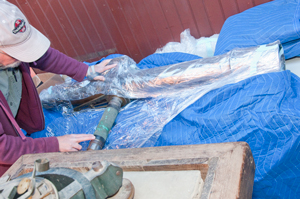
[86,59,117,81]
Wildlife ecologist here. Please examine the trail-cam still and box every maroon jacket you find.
[0,47,88,176]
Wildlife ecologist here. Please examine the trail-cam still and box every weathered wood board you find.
[3,142,255,199]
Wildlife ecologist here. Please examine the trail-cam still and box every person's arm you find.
[30,47,88,82]
[30,47,117,82]
[0,132,95,167]
[0,126,59,166]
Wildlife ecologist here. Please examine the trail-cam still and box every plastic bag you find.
[155,29,218,58]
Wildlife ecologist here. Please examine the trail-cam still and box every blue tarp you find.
[154,70,300,199]
[31,52,300,198]
[214,0,300,60]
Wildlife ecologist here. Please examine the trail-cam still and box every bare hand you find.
[57,134,95,152]
[86,59,117,81]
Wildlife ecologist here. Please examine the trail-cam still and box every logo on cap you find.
[12,19,26,34]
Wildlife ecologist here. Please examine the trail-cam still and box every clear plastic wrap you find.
[39,41,285,149]
[155,29,219,58]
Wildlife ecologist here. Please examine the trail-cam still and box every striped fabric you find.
[214,0,300,60]
[152,70,300,199]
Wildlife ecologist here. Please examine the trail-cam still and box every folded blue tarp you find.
[31,52,300,198]
[214,0,300,60]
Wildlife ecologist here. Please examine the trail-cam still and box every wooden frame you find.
[4,142,255,199]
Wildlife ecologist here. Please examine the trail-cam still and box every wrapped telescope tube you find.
[40,41,284,103]
[39,41,285,149]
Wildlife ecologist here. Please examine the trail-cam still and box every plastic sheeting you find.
[214,0,300,60]
[36,42,284,148]
[38,41,284,148]
[31,41,300,198]
[155,29,218,58]
[39,42,284,148]
[40,41,284,108]
[102,41,285,149]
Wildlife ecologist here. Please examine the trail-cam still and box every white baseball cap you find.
[0,0,50,62]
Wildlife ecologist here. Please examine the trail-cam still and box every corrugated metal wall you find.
[8,0,272,63]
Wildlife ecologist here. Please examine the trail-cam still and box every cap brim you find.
[2,25,50,63]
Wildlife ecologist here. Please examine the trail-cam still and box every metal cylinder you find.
[87,96,128,150]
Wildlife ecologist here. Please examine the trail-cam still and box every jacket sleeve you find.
[0,123,59,166]
[30,47,89,82]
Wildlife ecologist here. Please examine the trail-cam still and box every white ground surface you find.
[123,170,204,199]
[285,57,300,77]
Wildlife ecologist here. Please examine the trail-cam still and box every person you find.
[0,1,116,175]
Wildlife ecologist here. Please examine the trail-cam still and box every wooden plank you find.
[203,0,226,34]
[188,0,214,37]
[208,142,255,198]
[40,0,78,57]
[159,0,183,42]
[4,142,255,199]
[131,0,161,54]
[87,0,116,51]
[77,0,112,53]
[174,0,200,38]
[201,157,219,199]
[75,0,107,52]
[95,0,131,58]
[143,0,175,47]
[56,0,93,56]
[220,0,240,19]
[119,0,153,58]
[254,0,271,6]
[105,0,142,62]
[236,0,255,12]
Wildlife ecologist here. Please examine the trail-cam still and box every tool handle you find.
[87,97,123,150]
